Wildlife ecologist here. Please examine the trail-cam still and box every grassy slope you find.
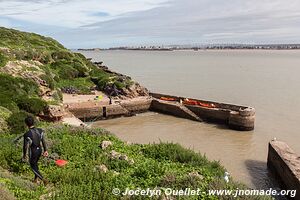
[0,27,132,133]
[0,27,128,94]
[0,125,272,200]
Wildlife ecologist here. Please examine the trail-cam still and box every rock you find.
[0,60,63,102]
[119,154,128,161]
[188,171,204,180]
[100,141,112,150]
[122,82,149,98]
[113,171,120,176]
[50,153,60,160]
[108,150,134,164]
[94,164,108,173]
[129,159,135,165]
[40,105,64,121]
[109,150,121,159]
[99,164,108,173]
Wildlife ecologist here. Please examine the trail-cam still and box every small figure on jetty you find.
[22,116,49,185]
[105,83,120,104]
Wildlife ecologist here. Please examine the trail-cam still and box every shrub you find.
[0,106,12,133]
[0,106,12,120]
[39,74,55,90]
[72,59,89,77]
[7,111,35,134]
[0,185,16,200]
[114,81,126,89]
[90,69,111,90]
[0,94,20,113]
[50,61,79,79]
[57,78,95,94]
[0,53,8,68]
[142,143,224,176]
[51,90,63,101]
[51,51,73,60]
[0,74,40,97]
[38,52,52,64]
[15,97,47,115]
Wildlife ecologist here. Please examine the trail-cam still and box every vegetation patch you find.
[0,53,8,68]
[0,125,273,200]
[7,111,35,134]
[57,78,95,94]
[0,106,12,134]
[0,27,133,99]
[15,97,47,115]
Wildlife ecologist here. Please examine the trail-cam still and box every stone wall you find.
[150,99,202,122]
[150,93,255,131]
[67,98,152,120]
[267,140,300,200]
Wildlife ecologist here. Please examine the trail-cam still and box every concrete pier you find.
[150,93,255,131]
[63,92,255,131]
[267,140,300,200]
[150,99,202,122]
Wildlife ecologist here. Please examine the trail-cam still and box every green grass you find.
[0,27,133,97]
[0,52,8,68]
[0,27,65,52]
[0,124,273,200]
[56,78,95,94]
[0,106,12,134]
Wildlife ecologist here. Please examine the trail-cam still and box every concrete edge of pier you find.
[267,140,300,200]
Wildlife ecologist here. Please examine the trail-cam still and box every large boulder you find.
[122,82,149,98]
[40,105,64,121]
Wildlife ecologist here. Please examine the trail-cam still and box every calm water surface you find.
[80,50,300,189]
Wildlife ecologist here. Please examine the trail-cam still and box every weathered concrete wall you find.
[68,105,104,119]
[150,99,202,122]
[150,93,255,131]
[150,92,250,112]
[185,105,230,122]
[119,98,152,113]
[106,104,129,117]
[66,97,152,120]
[228,111,255,131]
[267,140,300,200]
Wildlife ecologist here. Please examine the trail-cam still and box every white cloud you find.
[1,0,300,47]
[0,0,168,27]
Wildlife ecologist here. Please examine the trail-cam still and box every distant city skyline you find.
[1,0,300,48]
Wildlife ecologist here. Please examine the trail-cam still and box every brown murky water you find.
[80,50,300,189]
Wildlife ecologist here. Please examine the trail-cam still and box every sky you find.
[1,0,300,48]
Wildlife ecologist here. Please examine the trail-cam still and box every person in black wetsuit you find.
[22,116,49,184]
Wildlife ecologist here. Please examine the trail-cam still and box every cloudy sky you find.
[1,0,300,48]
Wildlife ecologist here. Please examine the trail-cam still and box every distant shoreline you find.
[76,48,300,52]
